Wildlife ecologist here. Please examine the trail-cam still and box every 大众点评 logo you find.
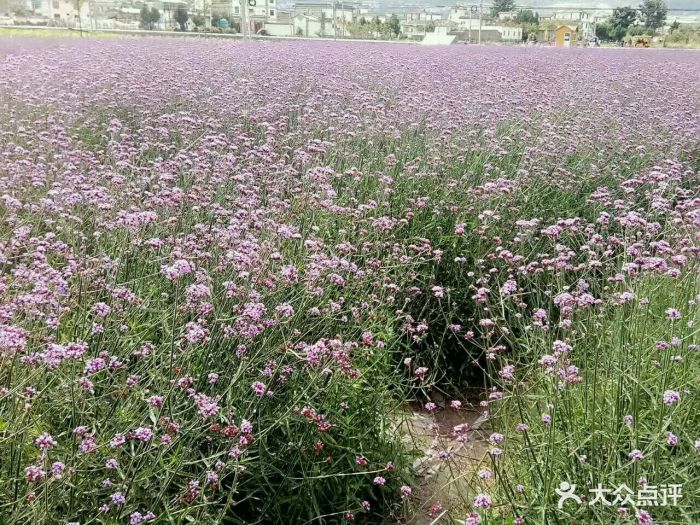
[555,481,682,509]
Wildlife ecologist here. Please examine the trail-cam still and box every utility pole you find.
[478,0,482,44]
[240,0,247,38]
[341,0,344,38]
[467,9,471,43]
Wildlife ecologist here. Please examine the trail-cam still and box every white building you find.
[292,13,328,36]
[35,0,89,27]
[448,6,479,28]
[264,8,292,35]
[444,8,521,42]
[292,1,358,36]
[401,10,443,38]
[294,1,357,21]
[541,11,595,39]
[456,24,523,42]
[230,0,278,33]
[498,11,517,21]
[495,25,522,41]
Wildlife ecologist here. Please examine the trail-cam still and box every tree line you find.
[596,0,669,41]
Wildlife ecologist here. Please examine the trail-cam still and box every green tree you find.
[668,20,680,32]
[521,22,538,41]
[426,21,435,32]
[664,24,700,46]
[606,6,638,41]
[387,14,400,37]
[595,21,612,40]
[491,0,515,18]
[6,0,29,16]
[150,8,161,27]
[627,24,647,36]
[611,6,638,30]
[347,20,372,39]
[639,0,667,31]
[516,9,537,24]
[140,6,151,28]
[174,6,189,31]
[140,6,161,30]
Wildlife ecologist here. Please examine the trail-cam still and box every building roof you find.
[555,24,577,31]
[294,13,320,21]
[294,1,360,7]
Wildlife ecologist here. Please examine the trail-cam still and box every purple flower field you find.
[0,37,698,524]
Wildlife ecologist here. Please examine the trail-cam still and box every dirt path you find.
[395,403,491,524]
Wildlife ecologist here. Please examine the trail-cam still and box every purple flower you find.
[500,365,515,381]
[147,395,164,407]
[414,367,429,379]
[466,513,482,525]
[637,510,653,525]
[629,449,645,462]
[51,462,65,478]
[251,381,267,397]
[666,308,681,320]
[663,390,681,406]
[473,493,492,509]
[110,433,126,448]
[35,432,57,451]
[110,491,126,505]
[133,427,153,442]
[538,355,557,367]
[160,259,194,280]
[93,302,111,317]
[25,465,45,482]
[667,432,678,446]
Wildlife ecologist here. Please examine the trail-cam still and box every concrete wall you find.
[264,21,292,36]
[293,15,323,37]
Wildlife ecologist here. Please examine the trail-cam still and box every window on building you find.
[270,0,274,3]
[270,9,274,16]
[234,6,239,13]
[52,0,59,8]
